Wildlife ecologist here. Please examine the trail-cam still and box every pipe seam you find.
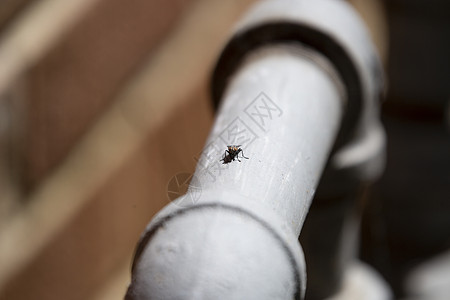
[212,22,362,151]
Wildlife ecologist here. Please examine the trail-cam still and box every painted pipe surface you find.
[126,0,384,299]
[127,45,344,300]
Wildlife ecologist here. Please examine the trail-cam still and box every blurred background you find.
[0,0,448,299]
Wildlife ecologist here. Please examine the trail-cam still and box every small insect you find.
[221,145,249,164]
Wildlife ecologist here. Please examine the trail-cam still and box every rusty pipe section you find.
[126,0,384,299]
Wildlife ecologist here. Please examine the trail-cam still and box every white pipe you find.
[126,0,384,298]
[127,45,344,300]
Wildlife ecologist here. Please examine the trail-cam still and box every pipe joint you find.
[212,0,385,181]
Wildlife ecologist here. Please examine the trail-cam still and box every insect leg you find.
[240,150,249,159]
[220,150,228,162]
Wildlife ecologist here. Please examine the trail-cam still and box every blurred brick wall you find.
[0,1,258,299]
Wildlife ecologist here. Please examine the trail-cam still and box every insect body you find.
[221,145,249,164]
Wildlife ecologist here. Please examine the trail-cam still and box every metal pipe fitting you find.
[126,0,384,299]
